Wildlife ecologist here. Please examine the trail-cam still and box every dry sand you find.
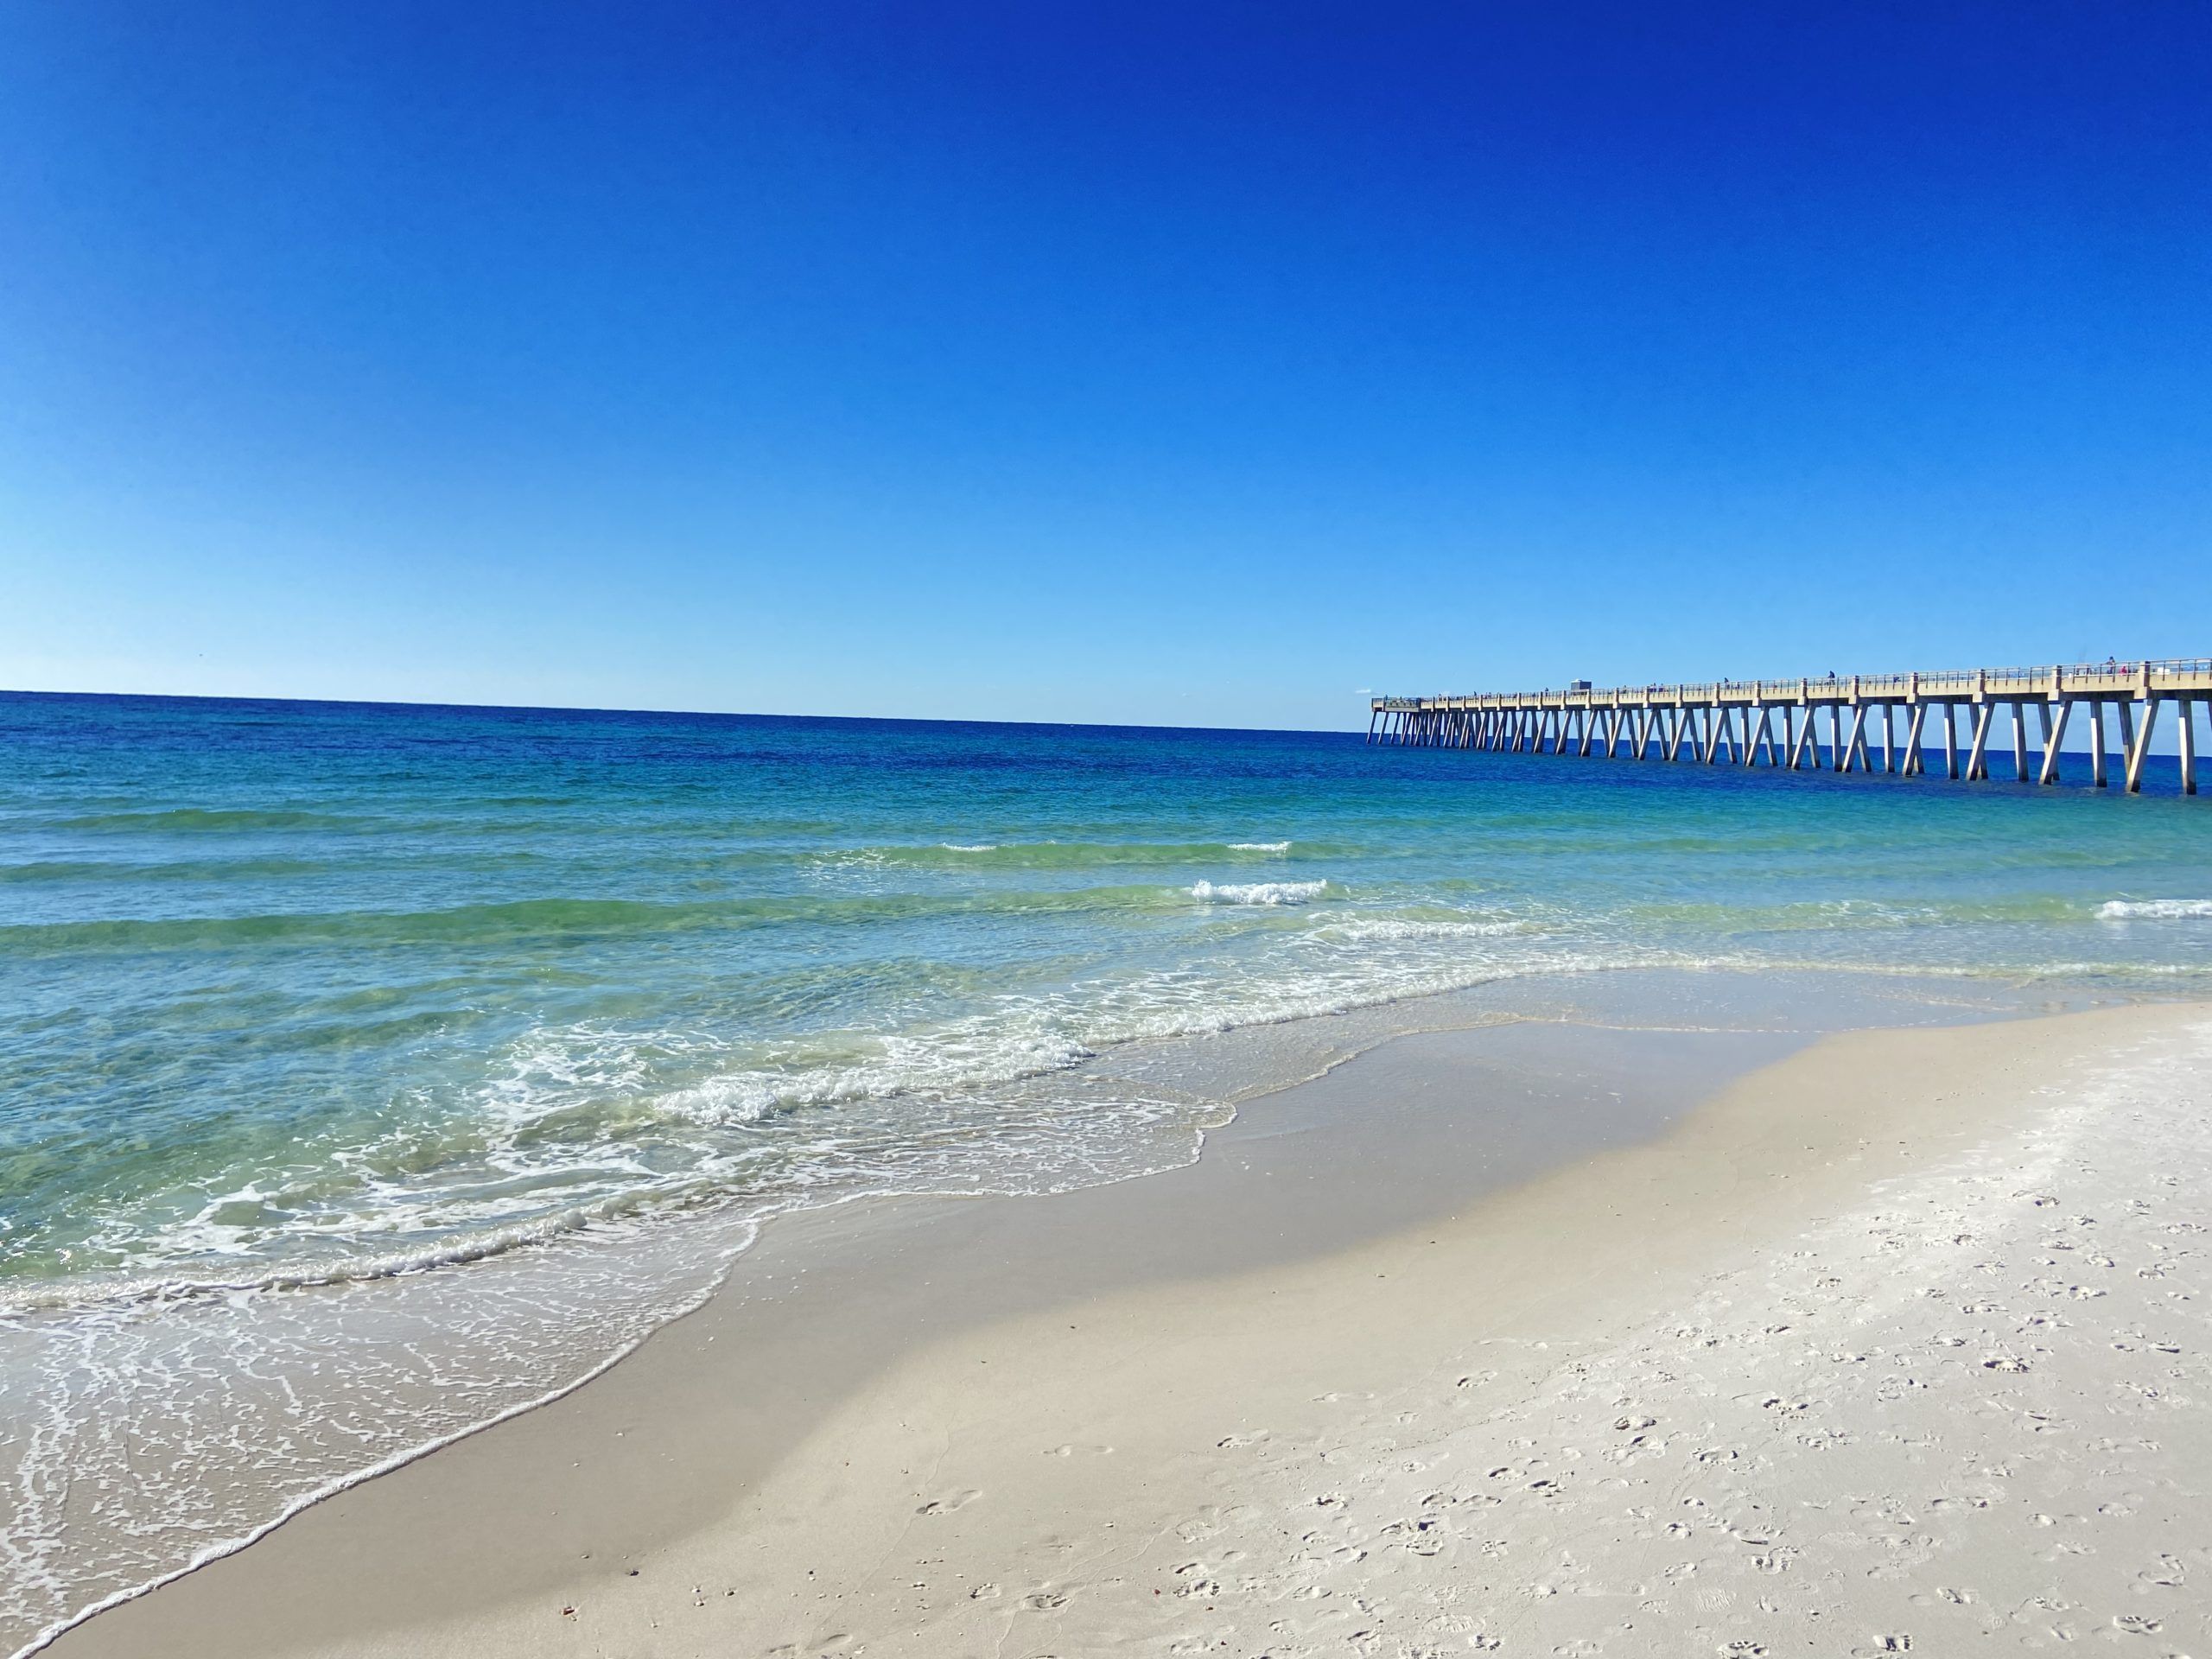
[51,1000,2211,1657]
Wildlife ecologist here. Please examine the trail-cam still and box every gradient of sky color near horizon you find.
[3,3,2208,730]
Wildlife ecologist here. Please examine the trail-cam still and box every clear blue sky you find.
[3,3,2207,729]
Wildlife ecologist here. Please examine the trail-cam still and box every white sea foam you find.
[941,843,998,853]
[1319,917,1530,942]
[1190,880,1327,906]
[0,1213,753,1659]
[1229,840,1291,852]
[2097,899,2212,920]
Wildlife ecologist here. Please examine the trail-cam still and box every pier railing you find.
[1370,659,2212,794]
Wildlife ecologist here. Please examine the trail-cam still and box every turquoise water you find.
[3,690,2211,1649]
[5,691,2211,1294]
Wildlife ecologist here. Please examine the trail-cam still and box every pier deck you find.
[1370,660,2212,794]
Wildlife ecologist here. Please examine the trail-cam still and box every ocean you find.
[4,689,2209,1651]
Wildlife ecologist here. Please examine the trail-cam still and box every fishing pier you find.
[1369,660,2212,794]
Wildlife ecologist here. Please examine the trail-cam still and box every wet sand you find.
[49,997,2211,1657]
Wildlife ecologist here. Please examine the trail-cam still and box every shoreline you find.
[7,963,2035,1657]
[47,987,2209,1656]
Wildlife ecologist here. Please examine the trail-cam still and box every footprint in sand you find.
[1909,1586,1974,1607]
[2134,1554,2186,1589]
[914,1489,982,1516]
[1217,1430,1270,1449]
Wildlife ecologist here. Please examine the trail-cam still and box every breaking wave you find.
[1189,880,1329,906]
[2098,899,2212,920]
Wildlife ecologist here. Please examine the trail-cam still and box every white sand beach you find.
[51,1000,2210,1658]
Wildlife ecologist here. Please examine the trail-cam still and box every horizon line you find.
[0,683,1360,741]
